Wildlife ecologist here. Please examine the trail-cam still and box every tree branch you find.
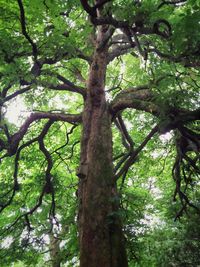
[148,47,200,68]
[97,26,115,51]
[158,107,200,134]
[7,112,82,156]
[94,0,112,9]
[110,88,157,115]
[114,125,158,180]
[114,114,135,152]
[17,0,38,59]
[80,0,97,17]
[158,0,187,9]
[108,44,134,62]
[80,0,112,18]
[41,72,86,98]
[3,86,32,103]
[0,122,54,214]
[38,121,54,195]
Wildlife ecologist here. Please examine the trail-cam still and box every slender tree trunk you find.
[49,233,61,267]
[77,22,128,267]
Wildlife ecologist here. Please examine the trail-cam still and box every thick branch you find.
[158,107,200,134]
[97,27,115,51]
[92,16,129,28]
[94,0,112,9]
[7,112,82,156]
[108,44,134,62]
[80,0,112,18]
[177,108,200,123]
[80,0,97,17]
[110,88,157,115]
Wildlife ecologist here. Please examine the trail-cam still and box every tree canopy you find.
[0,0,200,266]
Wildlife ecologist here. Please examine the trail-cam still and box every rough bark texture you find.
[77,20,128,267]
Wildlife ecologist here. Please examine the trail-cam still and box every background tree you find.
[0,0,200,266]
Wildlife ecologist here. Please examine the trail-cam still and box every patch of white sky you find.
[5,96,31,127]
[151,131,173,159]
[147,177,162,200]
[4,87,79,127]
[159,131,173,142]
[5,57,66,126]
[1,236,13,249]
[140,213,165,229]
[141,177,165,229]
[127,173,166,230]
[4,57,33,126]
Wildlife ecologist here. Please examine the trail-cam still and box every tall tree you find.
[0,0,200,266]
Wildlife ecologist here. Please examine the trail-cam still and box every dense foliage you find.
[0,0,200,266]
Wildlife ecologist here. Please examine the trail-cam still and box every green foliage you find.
[0,0,200,266]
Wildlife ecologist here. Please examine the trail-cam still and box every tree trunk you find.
[49,233,61,267]
[77,22,128,267]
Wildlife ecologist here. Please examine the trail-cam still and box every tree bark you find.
[77,22,128,267]
[49,233,61,267]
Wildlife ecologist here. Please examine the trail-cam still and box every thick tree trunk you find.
[77,23,128,267]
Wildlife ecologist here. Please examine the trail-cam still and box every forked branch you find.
[0,112,82,157]
[115,125,158,180]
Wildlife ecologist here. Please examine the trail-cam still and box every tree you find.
[0,0,200,266]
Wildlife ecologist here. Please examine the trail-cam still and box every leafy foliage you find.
[0,0,200,266]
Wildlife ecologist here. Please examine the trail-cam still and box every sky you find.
[5,97,30,127]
